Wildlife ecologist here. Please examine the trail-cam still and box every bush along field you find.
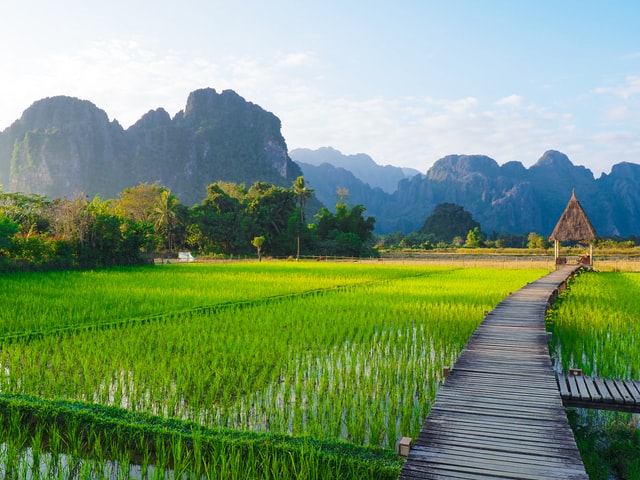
[547,270,640,480]
[0,262,547,479]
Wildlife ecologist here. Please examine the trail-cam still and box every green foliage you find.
[464,226,483,248]
[567,409,640,480]
[1,177,378,269]
[0,216,19,252]
[314,202,376,256]
[420,203,481,244]
[252,235,265,260]
[527,232,550,249]
[0,190,51,235]
[292,176,314,259]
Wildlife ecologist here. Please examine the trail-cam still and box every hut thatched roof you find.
[549,190,598,242]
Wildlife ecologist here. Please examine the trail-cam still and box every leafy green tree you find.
[420,203,481,244]
[152,189,180,252]
[83,196,125,267]
[185,223,206,253]
[115,182,164,223]
[48,195,92,243]
[252,235,265,261]
[400,232,435,249]
[115,183,184,253]
[377,231,405,250]
[527,232,550,249]
[246,182,296,255]
[0,216,19,254]
[189,183,244,254]
[0,190,51,236]
[314,201,376,257]
[465,226,483,247]
[292,176,314,260]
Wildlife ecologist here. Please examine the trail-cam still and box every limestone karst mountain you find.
[0,88,302,206]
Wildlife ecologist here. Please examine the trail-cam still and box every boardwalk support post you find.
[398,437,412,457]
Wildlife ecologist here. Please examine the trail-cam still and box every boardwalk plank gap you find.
[398,265,589,479]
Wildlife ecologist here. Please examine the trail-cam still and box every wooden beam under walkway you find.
[398,265,588,479]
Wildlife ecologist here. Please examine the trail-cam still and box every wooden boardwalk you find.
[558,373,640,413]
[398,265,588,480]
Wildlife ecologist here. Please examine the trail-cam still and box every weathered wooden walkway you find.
[398,265,588,479]
[558,372,640,413]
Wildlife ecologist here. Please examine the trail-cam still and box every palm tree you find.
[152,189,179,252]
[292,176,314,260]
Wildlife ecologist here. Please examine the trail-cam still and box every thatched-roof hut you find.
[549,190,598,267]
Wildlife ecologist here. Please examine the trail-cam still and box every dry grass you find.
[376,251,640,272]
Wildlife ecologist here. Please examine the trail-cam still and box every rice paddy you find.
[547,270,640,480]
[0,261,547,479]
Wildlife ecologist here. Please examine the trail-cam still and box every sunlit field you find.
[0,262,547,479]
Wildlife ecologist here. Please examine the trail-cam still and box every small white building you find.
[178,252,195,262]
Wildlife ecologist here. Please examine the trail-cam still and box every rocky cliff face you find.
[0,88,301,205]
[300,149,640,237]
[379,150,640,237]
[0,96,129,199]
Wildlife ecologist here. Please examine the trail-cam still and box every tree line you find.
[375,202,640,251]
[0,177,377,271]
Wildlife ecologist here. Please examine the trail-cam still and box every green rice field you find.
[0,262,548,479]
[547,270,640,480]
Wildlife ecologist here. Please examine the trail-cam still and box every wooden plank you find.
[402,452,585,480]
[425,411,577,434]
[630,380,640,401]
[557,373,572,400]
[421,425,579,449]
[605,377,625,404]
[615,379,636,405]
[583,375,602,402]
[568,374,588,400]
[594,376,614,403]
[575,374,592,401]
[414,442,586,468]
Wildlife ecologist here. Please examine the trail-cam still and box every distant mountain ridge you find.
[0,88,301,205]
[1,90,640,238]
[290,147,419,194]
[363,151,640,237]
[293,148,640,237]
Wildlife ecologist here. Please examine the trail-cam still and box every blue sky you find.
[1,1,639,176]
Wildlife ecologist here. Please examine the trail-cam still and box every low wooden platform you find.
[398,265,588,479]
[557,373,640,413]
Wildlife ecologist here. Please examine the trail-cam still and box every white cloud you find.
[276,52,318,67]
[602,105,632,121]
[495,94,523,108]
[594,75,640,99]
[2,37,639,178]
